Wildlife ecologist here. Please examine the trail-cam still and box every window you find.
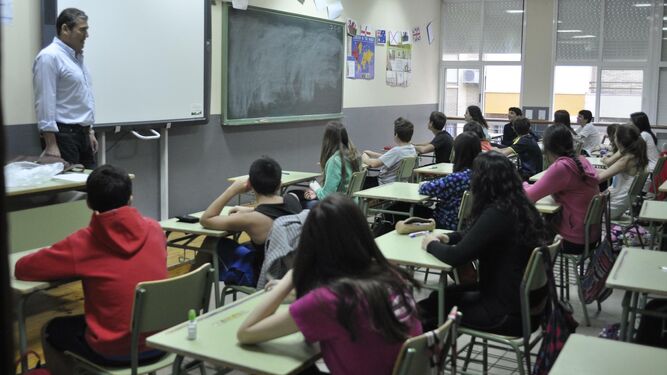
[554,0,653,122]
[440,0,524,122]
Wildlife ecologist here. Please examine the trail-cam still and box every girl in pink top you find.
[237,194,422,375]
[524,124,600,254]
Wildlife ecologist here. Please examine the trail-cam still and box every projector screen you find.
[43,0,210,128]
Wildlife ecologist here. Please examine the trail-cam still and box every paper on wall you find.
[231,0,248,10]
[327,2,343,20]
[314,0,327,11]
[426,21,435,45]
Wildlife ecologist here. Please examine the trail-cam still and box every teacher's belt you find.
[56,123,92,134]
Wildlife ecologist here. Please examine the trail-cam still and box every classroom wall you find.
[2,0,441,218]
[521,0,555,109]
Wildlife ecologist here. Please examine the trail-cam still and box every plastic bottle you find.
[187,309,197,340]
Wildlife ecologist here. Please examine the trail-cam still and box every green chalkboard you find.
[222,5,345,126]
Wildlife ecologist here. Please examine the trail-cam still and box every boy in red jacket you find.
[15,165,168,374]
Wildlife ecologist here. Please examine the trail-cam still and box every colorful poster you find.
[412,27,422,42]
[346,18,358,36]
[386,44,412,87]
[376,30,386,45]
[350,35,375,80]
[360,24,373,37]
[388,30,400,46]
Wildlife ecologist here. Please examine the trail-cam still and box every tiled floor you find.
[157,270,628,375]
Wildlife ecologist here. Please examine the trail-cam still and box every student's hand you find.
[422,233,448,250]
[89,132,98,154]
[229,205,254,215]
[304,189,316,200]
[264,278,280,292]
[229,177,251,194]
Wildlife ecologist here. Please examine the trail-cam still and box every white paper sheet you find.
[52,173,89,183]
[426,21,435,45]
[327,2,343,20]
[231,0,248,10]
[314,0,327,11]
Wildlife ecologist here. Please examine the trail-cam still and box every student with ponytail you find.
[598,123,649,219]
[465,105,490,140]
[630,112,660,170]
[524,124,600,254]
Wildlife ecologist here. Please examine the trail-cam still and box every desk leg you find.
[620,291,631,341]
[17,295,28,373]
[628,292,639,341]
[360,198,368,217]
[438,272,446,326]
[200,237,221,307]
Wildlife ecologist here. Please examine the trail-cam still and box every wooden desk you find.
[376,230,453,325]
[550,334,667,375]
[11,249,68,372]
[228,171,321,188]
[606,247,667,341]
[147,292,320,375]
[7,171,90,197]
[534,195,562,215]
[639,200,667,249]
[413,163,454,182]
[159,207,234,307]
[354,182,429,217]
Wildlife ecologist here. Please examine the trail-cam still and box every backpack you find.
[216,238,256,287]
[256,210,310,289]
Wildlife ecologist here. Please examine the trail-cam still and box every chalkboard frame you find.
[221,4,345,126]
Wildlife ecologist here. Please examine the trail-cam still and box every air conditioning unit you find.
[461,69,479,84]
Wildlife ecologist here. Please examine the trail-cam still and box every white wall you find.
[1,0,441,126]
[521,0,555,108]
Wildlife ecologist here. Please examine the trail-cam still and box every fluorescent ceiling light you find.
[557,29,582,33]
[633,3,651,6]
[572,35,597,39]
[505,10,524,14]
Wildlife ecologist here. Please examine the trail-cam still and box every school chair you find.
[395,156,418,182]
[557,191,609,326]
[68,264,215,375]
[611,171,650,248]
[392,312,457,375]
[650,155,666,198]
[345,169,368,199]
[459,240,561,375]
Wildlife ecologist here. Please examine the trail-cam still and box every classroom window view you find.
[444,66,521,119]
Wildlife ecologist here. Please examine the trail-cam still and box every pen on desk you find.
[409,230,431,238]
[282,172,290,175]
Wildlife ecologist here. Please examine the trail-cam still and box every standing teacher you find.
[33,8,97,168]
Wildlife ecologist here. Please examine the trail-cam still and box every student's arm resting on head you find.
[362,152,384,168]
[237,270,299,344]
[14,238,78,281]
[200,178,253,231]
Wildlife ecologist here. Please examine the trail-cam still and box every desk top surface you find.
[529,157,605,182]
[10,248,57,294]
[147,292,320,375]
[376,230,453,271]
[6,171,91,197]
[227,171,320,186]
[606,247,667,295]
[413,163,454,176]
[159,208,234,237]
[534,195,562,215]
[639,200,667,222]
[354,182,429,203]
[550,334,667,375]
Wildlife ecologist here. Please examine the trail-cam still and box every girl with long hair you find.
[465,105,490,139]
[630,112,660,170]
[418,131,481,230]
[598,123,649,219]
[419,152,548,335]
[554,109,577,135]
[301,121,359,206]
[237,194,422,375]
[524,124,600,254]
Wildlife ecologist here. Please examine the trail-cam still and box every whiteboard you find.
[45,0,210,127]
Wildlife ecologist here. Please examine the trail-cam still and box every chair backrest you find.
[345,169,368,197]
[627,170,649,217]
[129,263,214,372]
[457,190,473,232]
[396,156,418,182]
[583,191,609,257]
[519,239,561,338]
[574,139,584,156]
[392,319,454,375]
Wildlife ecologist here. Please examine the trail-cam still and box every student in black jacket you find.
[501,107,522,146]
[418,152,548,336]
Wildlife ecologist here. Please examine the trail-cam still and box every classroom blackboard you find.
[43,0,211,128]
[222,5,345,126]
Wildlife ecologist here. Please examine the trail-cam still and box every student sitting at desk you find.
[298,121,359,207]
[498,117,543,181]
[501,107,522,147]
[413,111,453,163]
[524,124,600,254]
[419,152,548,335]
[418,131,481,230]
[598,124,648,219]
[463,121,493,152]
[14,165,168,374]
[237,194,422,375]
[197,156,301,285]
[575,109,602,157]
[362,117,417,187]
[465,105,490,140]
